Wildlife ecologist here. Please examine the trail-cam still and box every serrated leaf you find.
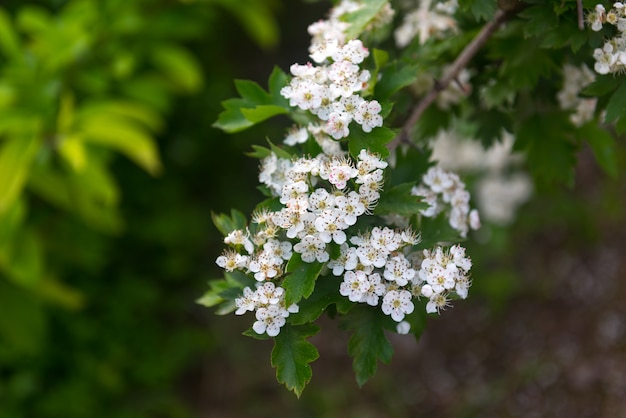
[243,328,271,340]
[417,212,465,249]
[268,66,289,105]
[196,279,232,308]
[374,182,430,216]
[283,253,324,306]
[289,275,351,325]
[271,323,320,397]
[348,126,395,158]
[341,305,394,387]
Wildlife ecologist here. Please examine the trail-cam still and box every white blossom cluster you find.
[557,64,598,127]
[279,1,387,145]
[394,0,458,47]
[588,2,626,74]
[429,131,532,226]
[217,149,476,336]
[411,166,481,237]
[233,282,299,337]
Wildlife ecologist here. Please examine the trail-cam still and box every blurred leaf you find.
[151,44,203,92]
[342,305,394,387]
[57,135,88,172]
[2,228,43,288]
[0,9,19,56]
[283,253,324,306]
[514,111,578,187]
[16,5,51,34]
[342,0,388,39]
[578,122,618,178]
[459,0,498,20]
[581,74,620,97]
[271,323,320,397]
[37,276,85,310]
[604,81,626,124]
[0,132,40,215]
[0,280,46,355]
[79,115,162,175]
[216,0,279,49]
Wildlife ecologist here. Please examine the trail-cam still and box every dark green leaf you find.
[283,253,324,306]
[374,182,430,216]
[604,81,626,123]
[289,275,351,325]
[341,305,394,387]
[581,74,621,97]
[578,123,618,178]
[211,209,248,236]
[271,323,320,397]
[342,0,388,39]
[348,126,395,158]
[375,62,420,100]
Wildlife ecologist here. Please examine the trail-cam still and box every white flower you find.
[235,287,257,315]
[253,306,286,337]
[426,293,450,314]
[383,254,416,286]
[360,272,386,306]
[293,235,329,263]
[325,111,352,139]
[354,100,383,132]
[340,270,370,302]
[381,290,415,322]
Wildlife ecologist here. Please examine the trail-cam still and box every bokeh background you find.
[0,1,625,417]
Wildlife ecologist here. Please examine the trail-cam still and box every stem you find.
[388,9,510,151]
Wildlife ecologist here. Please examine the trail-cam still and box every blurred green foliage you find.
[0,0,282,416]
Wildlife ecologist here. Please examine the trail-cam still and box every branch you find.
[388,9,510,151]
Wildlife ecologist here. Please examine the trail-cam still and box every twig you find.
[577,0,584,30]
[388,9,510,151]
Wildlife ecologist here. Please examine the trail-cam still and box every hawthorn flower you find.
[340,270,370,302]
[294,235,329,263]
[381,289,415,322]
[253,306,287,337]
[354,100,383,132]
[360,272,386,306]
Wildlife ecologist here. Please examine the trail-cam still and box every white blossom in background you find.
[557,64,597,127]
[394,0,458,47]
[588,2,626,74]
[428,131,533,226]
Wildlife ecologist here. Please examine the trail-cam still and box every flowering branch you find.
[389,8,510,150]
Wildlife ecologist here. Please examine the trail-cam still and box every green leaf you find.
[342,0,388,39]
[151,44,203,92]
[417,212,464,249]
[0,133,40,215]
[375,62,420,100]
[578,123,618,178]
[290,275,352,326]
[241,105,289,124]
[196,279,232,308]
[271,323,320,397]
[0,280,46,355]
[514,112,578,187]
[341,305,394,387]
[79,115,162,175]
[0,9,20,57]
[460,0,498,21]
[374,182,430,216]
[581,75,621,97]
[604,81,626,123]
[348,126,395,158]
[268,66,289,106]
[217,0,279,49]
[211,209,248,236]
[214,75,289,133]
[283,253,324,306]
